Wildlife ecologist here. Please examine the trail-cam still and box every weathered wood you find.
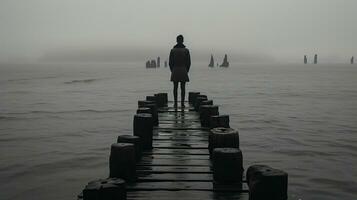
[199,105,219,127]
[117,135,142,161]
[208,127,240,155]
[188,92,200,105]
[138,100,155,107]
[212,148,243,183]
[139,104,159,126]
[79,99,253,200]
[126,181,248,192]
[154,93,168,107]
[136,166,212,173]
[109,143,136,182]
[198,100,213,112]
[142,148,209,155]
[81,178,126,200]
[126,191,249,200]
[194,95,208,111]
[136,107,151,114]
[210,115,230,128]
[146,96,157,105]
[133,113,154,150]
[246,165,288,200]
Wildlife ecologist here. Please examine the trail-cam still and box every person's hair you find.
[176,35,184,43]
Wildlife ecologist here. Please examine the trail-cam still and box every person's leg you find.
[173,82,178,106]
[180,82,186,107]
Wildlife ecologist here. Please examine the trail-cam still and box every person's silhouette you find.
[169,35,191,108]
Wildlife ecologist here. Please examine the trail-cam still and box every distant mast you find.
[220,54,229,67]
[304,55,307,64]
[314,54,318,64]
[208,55,214,67]
[351,56,354,64]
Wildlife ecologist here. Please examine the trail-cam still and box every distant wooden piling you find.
[133,113,154,149]
[247,165,288,200]
[109,143,136,182]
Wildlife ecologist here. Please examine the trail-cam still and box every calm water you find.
[0,62,356,200]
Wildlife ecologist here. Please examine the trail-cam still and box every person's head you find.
[176,35,184,44]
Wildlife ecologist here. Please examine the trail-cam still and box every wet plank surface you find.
[129,102,249,200]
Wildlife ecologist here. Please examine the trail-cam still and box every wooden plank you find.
[153,142,207,149]
[138,158,210,166]
[126,181,249,192]
[136,166,212,173]
[153,136,208,142]
[156,123,204,130]
[142,148,209,155]
[154,131,209,137]
[141,154,209,160]
[127,191,249,200]
[136,173,213,182]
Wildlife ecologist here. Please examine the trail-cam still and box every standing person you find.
[169,35,191,108]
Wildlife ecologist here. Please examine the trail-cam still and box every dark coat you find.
[169,43,191,82]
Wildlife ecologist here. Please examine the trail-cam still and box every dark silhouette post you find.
[314,54,318,64]
[157,57,160,67]
[150,60,156,68]
[220,54,229,67]
[351,56,354,64]
[304,55,307,64]
[169,35,191,107]
[208,54,214,67]
[164,60,168,67]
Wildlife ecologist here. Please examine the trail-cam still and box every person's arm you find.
[169,49,174,72]
[186,49,191,72]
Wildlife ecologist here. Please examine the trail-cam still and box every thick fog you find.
[0,0,356,63]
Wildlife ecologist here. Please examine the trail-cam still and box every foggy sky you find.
[1,0,356,63]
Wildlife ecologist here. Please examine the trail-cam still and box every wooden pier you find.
[78,92,288,200]
[127,101,248,200]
